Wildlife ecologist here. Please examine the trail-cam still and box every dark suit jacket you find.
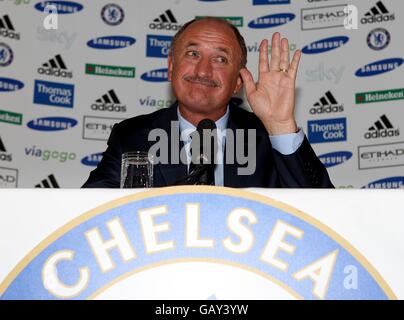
[82,102,334,188]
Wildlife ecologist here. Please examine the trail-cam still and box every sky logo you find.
[87,36,136,50]
[34,1,83,14]
[363,176,404,189]
[308,118,347,144]
[33,80,74,108]
[0,77,24,92]
[253,0,291,4]
[318,151,352,168]
[141,68,168,82]
[355,58,403,77]
[27,117,77,131]
[81,152,103,166]
[146,35,172,58]
[248,13,295,29]
[302,36,349,55]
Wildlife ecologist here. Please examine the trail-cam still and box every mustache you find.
[183,75,221,88]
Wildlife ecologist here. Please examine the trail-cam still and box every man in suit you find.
[83,17,333,188]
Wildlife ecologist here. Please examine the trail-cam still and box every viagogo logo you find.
[0,0,31,5]
[24,145,76,162]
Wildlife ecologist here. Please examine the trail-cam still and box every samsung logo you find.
[355,58,404,77]
[248,13,295,28]
[141,68,168,82]
[81,152,103,166]
[302,36,349,54]
[87,36,136,50]
[363,177,404,189]
[253,0,291,4]
[34,1,83,14]
[319,151,352,168]
[0,77,24,92]
[27,117,77,131]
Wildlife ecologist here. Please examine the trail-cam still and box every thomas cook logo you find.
[0,187,396,299]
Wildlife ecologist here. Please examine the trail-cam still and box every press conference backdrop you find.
[0,0,404,189]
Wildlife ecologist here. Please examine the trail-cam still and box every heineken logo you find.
[0,109,22,125]
[356,88,404,104]
[85,63,135,78]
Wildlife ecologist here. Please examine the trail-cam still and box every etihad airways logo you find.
[0,188,395,299]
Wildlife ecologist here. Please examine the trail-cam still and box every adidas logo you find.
[37,54,73,78]
[0,15,20,40]
[361,1,395,24]
[364,114,400,139]
[0,136,12,162]
[35,174,60,188]
[149,9,182,31]
[309,91,344,115]
[91,89,126,112]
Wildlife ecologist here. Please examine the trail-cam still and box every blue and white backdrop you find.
[0,0,403,188]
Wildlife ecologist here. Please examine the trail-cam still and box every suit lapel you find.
[149,102,187,186]
[224,104,264,187]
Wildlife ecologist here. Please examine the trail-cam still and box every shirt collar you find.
[177,106,229,143]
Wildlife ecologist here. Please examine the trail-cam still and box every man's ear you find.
[167,54,173,82]
[233,72,243,94]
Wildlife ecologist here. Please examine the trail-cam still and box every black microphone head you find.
[191,118,218,168]
[197,118,217,134]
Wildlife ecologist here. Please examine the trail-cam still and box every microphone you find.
[188,119,218,185]
[173,119,218,186]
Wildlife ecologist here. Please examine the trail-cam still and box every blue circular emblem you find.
[101,4,124,26]
[0,43,13,67]
[0,187,396,300]
[367,28,390,51]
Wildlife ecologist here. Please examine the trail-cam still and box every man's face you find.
[168,20,243,116]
